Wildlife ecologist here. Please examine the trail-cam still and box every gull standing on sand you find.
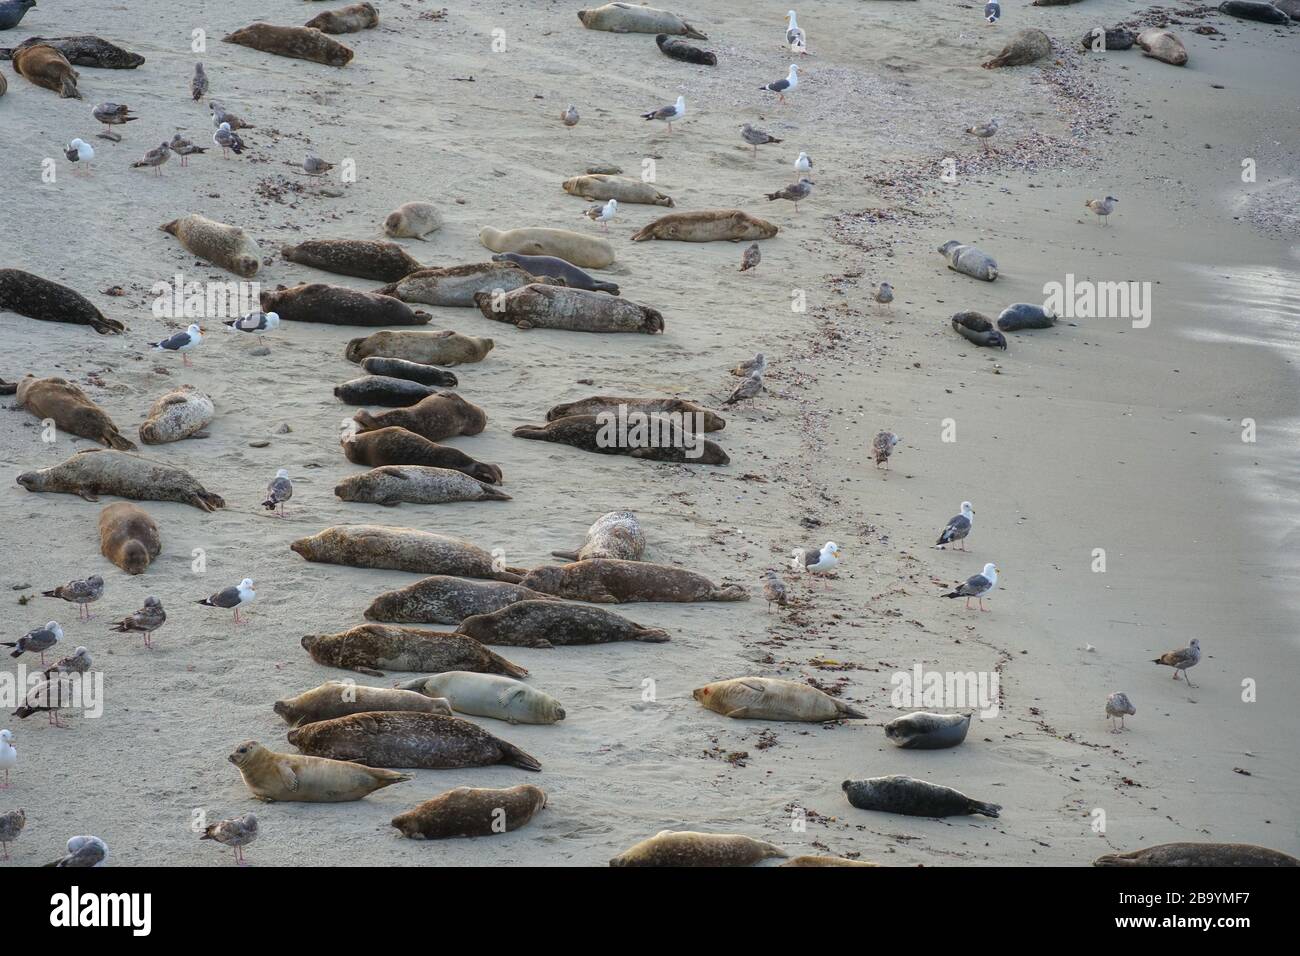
[44,575,103,620]
[210,101,254,130]
[936,501,975,550]
[785,12,806,52]
[47,836,108,868]
[1152,638,1200,687]
[583,198,618,231]
[1105,692,1136,732]
[732,352,766,377]
[198,579,256,625]
[984,1,1001,23]
[92,102,137,140]
[945,563,998,611]
[14,675,76,727]
[741,123,783,156]
[642,95,685,133]
[723,372,764,405]
[201,813,259,865]
[150,323,203,366]
[4,622,62,665]
[766,177,814,212]
[109,597,166,649]
[759,64,799,104]
[0,809,23,861]
[872,430,900,468]
[131,141,171,176]
[966,118,1000,152]
[43,646,92,679]
[0,730,15,789]
[213,122,246,158]
[304,154,334,176]
[763,570,788,611]
[739,243,761,272]
[800,542,841,589]
[795,151,813,174]
[169,133,207,167]
[1085,195,1118,225]
[263,469,293,516]
[874,282,894,305]
[561,104,579,130]
[191,62,209,101]
[225,311,279,335]
[63,138,93,174]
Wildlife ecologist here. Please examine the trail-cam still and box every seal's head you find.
[228,740,262,768]
[119,541,151,575]
[286,727,302,747]
[300,634,319,652]
[16,470,42,491]
[390,808,425,838]
[272,699,292,720]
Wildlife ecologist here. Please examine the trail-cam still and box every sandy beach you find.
[0,0,1297,867]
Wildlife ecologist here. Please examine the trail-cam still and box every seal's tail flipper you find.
[500,740,542,772]
[486,649,529,679]
[550,549,579,561]
[970,800,1001,818]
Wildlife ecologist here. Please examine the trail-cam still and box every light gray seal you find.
[939,241,998,281]
[842,775,1001,818]
[334,465,511,506]
[883,712,972,749]
[286,712,542,771]
[550,510,646,561]
[396,671,566,724]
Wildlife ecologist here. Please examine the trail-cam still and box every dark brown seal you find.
[15,376,136,450]
[842,775,1001,818]
[300,624,528,678]
[353,392,487,443]
[17,448,226,512]
[982,28,1051,69]
[513,414,729,465]
[520,559,749,603]
[392,784,547,839]
[364,576,557,625]
[655,34,717,66]
[546,396,724,431]
[610,831,787,867]
[280,238,421,282]
[0,269,124,334]
[98,502,161,575]
[457,600,669,647]
[222,22,354,67]
[0,35,144,68]
[342,426,501,484]
[261,283,430,326]
[12,43,79,97]
[287,712,542,771]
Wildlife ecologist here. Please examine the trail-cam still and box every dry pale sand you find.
[0,0,1297,866]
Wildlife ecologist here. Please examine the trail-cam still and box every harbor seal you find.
[18,448,226,511]
[365,576,555,625]
[1275,0,1300,18]
[491,253,619,294]
[334,376,442,408]
[0,1,35,31]
[342,427,501,484]
[280,239,421,282]
[1079,27,1138,51]
[344,329,494,366]
[305,2,379,33]
[12,43,79,98]
[479,226,615,270]
[456,599,669,647]
[14,376,136,450]
[1218,0,1291,22]
[138,385,214,444]
[563,174,675,207]
[0,35,144,68]
[981,28,1051,69]
[1137,29,1188,66]
[842,775,1001,818]
[939,240,998,281]
[228,740,408,802]
[287,712,542,771]
[513,415,729,465]
[550,510,646,561]
[161,215,261,279]
[0,71,6,97]
[0,270,124,334]
[883,712,972,749]
[655,34,717,66]
[98,502,161,575]
[694,677,865,721]
[396,671,565,724]
[301,624,528,678]
[274,681,451,727]
[951,312,1007,350]
[375,262,559,308]
[261,283,430,326]
[1094,843,1299,867]
[610,832,787,867]
[391,784,547,840]
[334,465,511,506]
[291,525,526,580]
[546,397,724,432]
[384,202,443,240]
[359,358,458,388]
[631,209,777,243]
[997,303,1056,332]
[578,4,707,39]
[781,856,878,867]
[521,559,748,603]
[222,22,354,67]
[474,284,663,333]
[353,392,487,443]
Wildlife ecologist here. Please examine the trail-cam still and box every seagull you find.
[150,323,203,366]
[966,118,1000,152]
[785,11,806,51]
[13,675,76,727]
[762,570,788,611]
[741,123,782,156]
[731,352,766,377]
[872,430,900,468]
[46,835,108,868]
[191,62,209,101]
[304,154,334,176]
[794,151,813,174]
[198,578,256,625]
[583,198,618,231]
[1085,195,1118,226]
[642,95,685,133]
[224,311,279,335]
[801,542,841,588]
[210,101,253,130]
[3,622,61,665]
[43,646,92,679]
[561,104,579,130]
[936,501,975,551]
[874,282,894,305]
[1105,692,1136,732]
[131,141,171,176]
[63,138,94,174]
[169,133,207,167]
[263,469,293,516]
[43,576,103,621]
[759,64,799,104]
[213,122,245,158]
[944,562,998,611]
[109,597,166,649]
[739,242,761,272]
[0,730,15,789]
[92,102,137,139]
[1152,638,1201,688]
[984,1,1001,23]
[723,372,763,405]
[201,812,258,866]
[765,176,813,212]
[0,809,23,861]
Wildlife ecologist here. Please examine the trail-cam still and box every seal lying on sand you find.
[301,624,528,678]
[262,283,430,326]
[550,510,646,561]
[396,672,565,725]
[18,449,226,511]
[280,238,421,282]
[0,35,144,68]
[375,262,560,308]
[883,712,972,749]
[341,427,501,484]
[610,832,786,867]
[842,775,1001,818]
[344,329,494,366]
[1094,843,1299,867]
[0,270,125,334]
[161,215,262,278]
[359,357,458,388]
[578,3,707,39]
[656,34,716,65]
[545,397,723,432]
[491,253,619,294]
[1137,29,1188,65]
[997,303,1056,332]
[14,376,135,449]
[631,209,777,242]
[513,415,729,465]
[223,22,354,67]
[694,677,865,721]
[951,312,1007,349]
[353,392,487,443]
[563,174,675,206]
[139,385,214,443]
[521,559,748,603]
[479,226,615,269]
[456,599,669,647]
[981,28,1051,68]
[1218,0,1291,23]
[274,681,452,726]
[228,740,408,802]
[334,465,511,506]
[98,502,161,575]
[1079,27,1138,51]
[290,526,526,580]
[287,712,542,771]
[305,2,380,33]
[365,576,555,625]
[781,856,879,867]
[12,43,79,97]
[335,375,442,408]
[392,785,547,840]
[474,284,663,333]
[939,240,998,281]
